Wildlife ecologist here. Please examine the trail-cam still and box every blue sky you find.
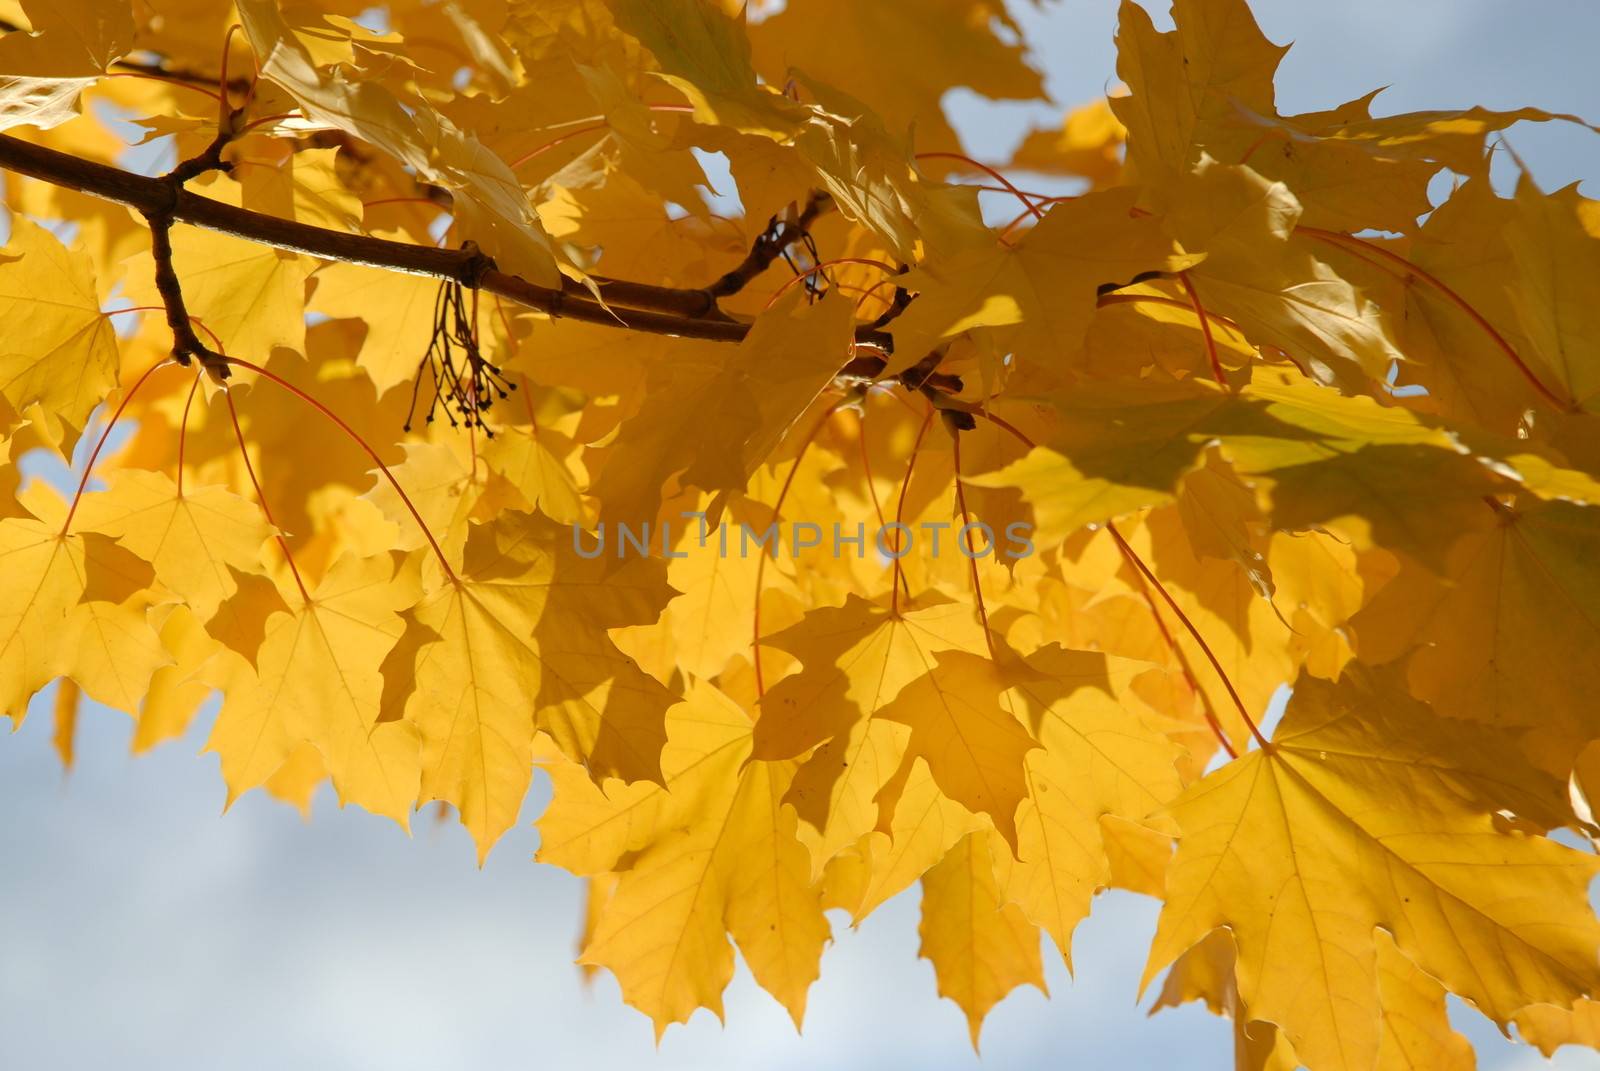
[3,2,1599,1069]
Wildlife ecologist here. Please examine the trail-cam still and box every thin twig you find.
[140,118,242,379]
[706,191,833,300]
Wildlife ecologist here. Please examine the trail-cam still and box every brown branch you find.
[4,26,827,326]
[868,270,914,330]
[142,123,239,378]
[706,190,833,299]
[144,209,223,372]
[0,133,895,351]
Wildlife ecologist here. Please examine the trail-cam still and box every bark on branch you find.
[143,123,238,377]
[0,133,896,351]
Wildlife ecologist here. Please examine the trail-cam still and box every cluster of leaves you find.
[3,0,1600,1065]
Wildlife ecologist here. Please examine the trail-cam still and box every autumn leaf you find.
[307,260,441,396]
[0,510,86,719]
[610,0,807,140]
[236,0,562,286]
[247,553,421,826]
[887,187,1203,374]
[753,594,988,762]
[392,514,676,860]
[750,0,1043,157]
[876,650,1038,850]
[539,681,829,1035]
[0,217,120,429]
[1002,644,1183,965]
[126,226,311,360]
[1354,496,1600,740]
[1146,663,1600,1071]
[981,367,1536,567]
[0,0,133,132]
[592,289,851,525]
[74,468,274,624]
[919,829,1047,1048]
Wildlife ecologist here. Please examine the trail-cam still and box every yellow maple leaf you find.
[887,188,1203,374]
[59,532,170,716]
[74,468,274,623]
[836,755,984,923]
[246,553,422,826]
[1111,0,1284,184]
[750,0,1043,157]
[609,0,807,140]
[308,259,442,397]
[540,681,829,1034]
[1156,927,1472,1071]
[1009,98,1127,189]
[1355,496,1600,742]
[0,217,120,429]
[1161,159,1405,380]
[918,829,1047,1048]
[1002,644,1183,965]
[753,593,988,761]
[876,650,1039,850]
[125,227,310,361]
[0,0,133,132]
[394,514,676,859]
[0,511,85,720]
[236,0,561,286]
[982,368,1523,567]
[1515,999,1600,1061]
[1146,663,1600,1071]
[592,289,851,525]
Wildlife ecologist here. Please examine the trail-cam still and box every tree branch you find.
[0,133,895,351]
[706,190,832,299]
[143,122,239,377]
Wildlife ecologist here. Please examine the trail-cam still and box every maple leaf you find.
[235,145,363,232]
[73,468,274,624]
[919,829,1047,1048]
[247,553,422,826]
[125,226,311,360]
[980,368,1537,567]
[750,0,1044,157]
[591,289,852,526]
[1111,0,1285,185]
[0,0,133,132]
[753,593,988,761]
[1009,99,1127,189]
[609,0,808,140]
[1147,663,1600,1071]
[391,514,676,860]
[1354,496,1600,741]
[479,425,584,527]
[236,0,562,286]
[876,649,1039,850]
[58,531,170,716]
[1156,928,1475,1071]
[0,511,86,720]
[887,187,1204,373]
[0,217,120,429]
[307,260,442,397]
[538,681,829,1035]
[1001,644,1183,966]
[1161,159,1406,380]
